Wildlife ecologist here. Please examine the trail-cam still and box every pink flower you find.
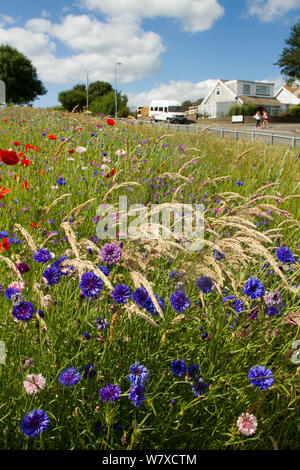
[8,281,25,291]
[236,413,258,436]
[23,374,46,394]
[76,146,87,153]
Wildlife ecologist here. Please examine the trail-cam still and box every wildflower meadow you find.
[0,107,299,450]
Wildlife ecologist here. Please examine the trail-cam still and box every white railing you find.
[122,119,300,148]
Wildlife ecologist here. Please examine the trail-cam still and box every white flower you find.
[76,146,87,153]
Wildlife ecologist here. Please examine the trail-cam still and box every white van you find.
[149,100,187,123]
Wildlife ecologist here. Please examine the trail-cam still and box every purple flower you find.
[15,262,30,274]
[196,276,214,294]
[236,181,244,186]
[248,365,274,390]
[83,364,96,379]
[243,278,265,299]
[100,384,121,403]
[21,409,50,438]
[145,295,165,316]
[191,379,209,397]
[188,364,201,380]
[132,286,150,309]
[100,243,122,265]
[264,291,282,307]
[276,246,295,265]
[12,301,35,321]
[127,362,149,386]
[170,290,190,312]
[33,249,52,264]
[170,359,187,377]
[58,367,82,388]
[129,385,146,407]
[96,315,110,331]
[5,287,19,299]
[223,295,244,313]
[42,267,62,286]
[112,284,131,304]
[79,272,103,298]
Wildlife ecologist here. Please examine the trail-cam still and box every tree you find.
[0,45,47,105]
[275,20,300,80]
[89,91,130,117]
[88,81,113,101]
[58,84,86,112]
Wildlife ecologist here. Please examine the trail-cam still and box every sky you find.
[0,0,300,110]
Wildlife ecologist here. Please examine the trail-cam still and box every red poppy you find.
[2,118,8,122]
[14,141,21,146]
[25,144,36,151]
[68,149,74,154]
[0,186,11,199]
[30,222,40,230]
[47,134,57,140]
[0,149,20,166]
[111,169,116,176]
[18,152,25,157]
[21,158,32,167]
[62,112,66,116]
[106,118,116,126]
[21,181,30,190]
[14,174,19,181]
[0,238,10,252]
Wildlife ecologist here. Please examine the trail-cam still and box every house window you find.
[216,87,220,95]
[164,107,167,112]
[150,107,153,111]
[256,85,270,96]
[159,107,163,111]
[243,84,251,94]
[154,107,158,111]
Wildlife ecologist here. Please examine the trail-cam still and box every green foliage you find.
[0,44,47,105]
[58,81,129,116]
[229,104,257,116]
[274,19,300,80]
[58,84,87,112]
[288,103,300,117]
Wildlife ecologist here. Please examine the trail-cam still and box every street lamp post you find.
[114,62,122,120]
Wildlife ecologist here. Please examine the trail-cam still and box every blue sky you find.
[0,0,299,109]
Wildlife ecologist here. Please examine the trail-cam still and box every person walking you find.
[254,110,261,128]
[262,109,269,128]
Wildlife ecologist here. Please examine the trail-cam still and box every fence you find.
[125,119,300,148]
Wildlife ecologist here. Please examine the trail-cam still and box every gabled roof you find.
[275,86,300,99]
[200,79,238,106]
[238,96,280,106]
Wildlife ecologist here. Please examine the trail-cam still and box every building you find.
[275,86,300,113]
[199,79,281,118]
[137,107,149,118]
[0,80,5,105]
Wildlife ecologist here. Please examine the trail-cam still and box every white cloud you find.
[0,14,15,27]
[41,9,50,18]
[81,0,225,32]
[247,0,300,22]
[127,79,217,109]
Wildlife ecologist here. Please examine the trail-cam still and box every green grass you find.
[0,107,299,450]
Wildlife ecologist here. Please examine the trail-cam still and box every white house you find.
[0,80,5,105]
[199,79,281,118]
[275,86,300,113]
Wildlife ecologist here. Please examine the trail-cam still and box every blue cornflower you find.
[191,379,209,397]
[42,267,62,286]
[12,301,35,321]
[223,295,244,313]
[196,276,214,294]
[83,364,97,379]
[0,231,8,238]
[58,367,82,388]
[236,181,244,186]
[248,365,274,390]
[127,362,149,386]
[276,246,295,265]
[57,177,66,185]
[100,384,121,403]
[98,265,110,277]
[188,364,201,380]
[170,359,187,377]
[96,315,110,331]
[5,287,19,299]
[144,295,165,316]
[129,385,146,407]
[243,278,265,299]
[267,305,284,317]
[33,249,52,264]
[112,284,131,304]
[132,286,149,309]
[170,290,190,312]
[21,409,50,438]
[79,272,103,298]
[213,249,225,261]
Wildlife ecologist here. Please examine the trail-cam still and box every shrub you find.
[288,104,300,118]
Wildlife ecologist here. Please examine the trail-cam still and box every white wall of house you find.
[275,88,300,106]
[0,80,5,105]
[199,81,236,117]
